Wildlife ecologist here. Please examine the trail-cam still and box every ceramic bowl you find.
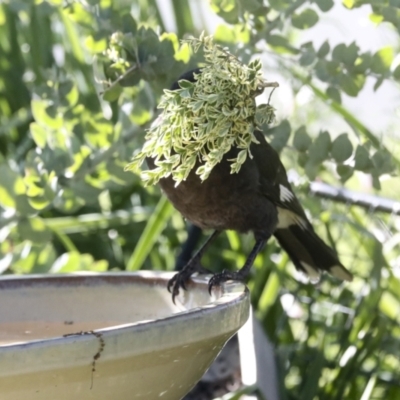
[0,271,249,400]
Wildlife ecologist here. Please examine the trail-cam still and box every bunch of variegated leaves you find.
[125,34,278,186]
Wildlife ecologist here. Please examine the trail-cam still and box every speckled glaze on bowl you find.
[0,271,249,400]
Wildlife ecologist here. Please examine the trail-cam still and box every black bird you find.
[147,69,353,303]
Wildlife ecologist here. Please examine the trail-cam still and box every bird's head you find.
[170,68,202,90]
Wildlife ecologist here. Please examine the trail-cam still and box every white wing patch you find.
[300,262,321,282]
[277,207,308,230]
[279,184,294,202]
[330,265,353,282]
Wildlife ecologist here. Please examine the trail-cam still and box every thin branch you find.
[100,64,139,95]
[310,181,400,216]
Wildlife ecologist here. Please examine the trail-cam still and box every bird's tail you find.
[274,225,353,282]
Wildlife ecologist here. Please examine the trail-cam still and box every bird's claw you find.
[168,267,201,304]
[208,270,246,295]
[168,262,213,304]
[168,273,186,304]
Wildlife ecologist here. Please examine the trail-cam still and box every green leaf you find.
[126,196,174,271]
[58,81,79,108]
[325,59,341,76]
[31,100,63,129]
[28,196,51,211]
[372,149,393,175]
[268,0,292,10]
[336,164,353,182]
[59,8,85,63]
[315,60,330,82]
[304,131,332,179]
[211,0,239,23]
[332,42,359,66]
[326,86,341,103]
[238,0,264,13]
[0,186,16,209]
[317,41,330,58]
[214,24,250,44]
[372,174,381,190]
[331,133,353,163]
[293,126,312,152]
[314,0,334,12]
[292,9,319,30]
[120,13,138,34]
[316,59,341,82]
[393,64,400,80]
[370,13,384,24]
[30,122,47,148]
[85,34,107,53]
[344,42,360,65]
[300,45,316,66]
[354,145,373,171]
[308,131,332,163]
[178,79,194,89]
[53,188,85,213]
[370,46,394,74]
[267,35,298,54]
[51,252,108,273]
[299,350,326,399]
[342,0,355,8]
[297,152,308,168]
[338,73,365,97]
[17,218,52,244]
[0,164,33,214]
[268,120,291,152]
[380,292,400,321]
[373,76,384,91]
[353,53,372,74]
[103,84,123,102]
[131,85,153,125]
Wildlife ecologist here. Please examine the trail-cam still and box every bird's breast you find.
[150,154,278,235]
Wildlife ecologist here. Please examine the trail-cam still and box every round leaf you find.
[292,9,319,30]
[315,0,334,12]
[326,86,341,103]
[308,131,332,163]
[354,145,373,171]
[336,165,353,182]
[293,126,312,152]
[317,41,330,58]
[331,133,353,163]
[269,120,291,152]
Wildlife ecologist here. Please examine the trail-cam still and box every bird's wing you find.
[251,130,353,282]
[251,130,308,223]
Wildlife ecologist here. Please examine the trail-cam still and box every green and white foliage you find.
[125,34,277,185]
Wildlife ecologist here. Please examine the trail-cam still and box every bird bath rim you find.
[0,271,249,351]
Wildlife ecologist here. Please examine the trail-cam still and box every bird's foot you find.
[168,262,211,304]
[208,269,247,295]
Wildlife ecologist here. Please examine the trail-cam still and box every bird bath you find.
[0,271,249,400]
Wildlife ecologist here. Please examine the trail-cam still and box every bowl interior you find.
[0,272,217,345]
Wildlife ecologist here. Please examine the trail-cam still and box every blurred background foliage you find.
[1,0,400,399]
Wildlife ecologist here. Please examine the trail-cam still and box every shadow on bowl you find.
[0,271,249,400]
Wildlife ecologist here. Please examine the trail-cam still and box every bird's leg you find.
[168,230,221,304]
[174,225,203,271]
[208,238,266,294]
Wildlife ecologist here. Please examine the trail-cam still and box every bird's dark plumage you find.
[148,69,352,302]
